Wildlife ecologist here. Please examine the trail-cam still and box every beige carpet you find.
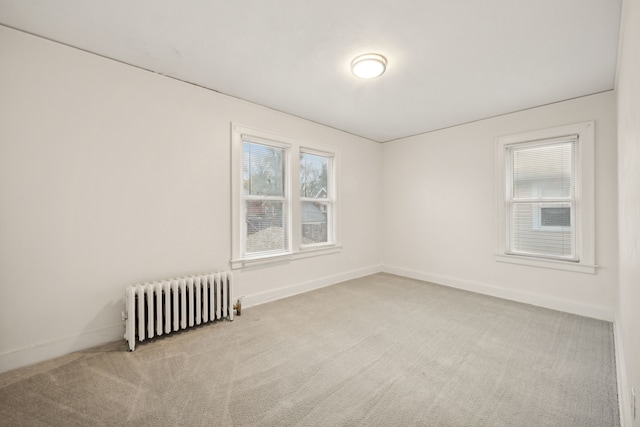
[0,273,620,426]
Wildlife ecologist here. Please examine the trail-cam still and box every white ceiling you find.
[0,0,621,142]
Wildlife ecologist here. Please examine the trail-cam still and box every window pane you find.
[300,153,328,198]
[243,141,284,196]
[511,202,573,258]
[301,201,328,244]
[245,200,288,254]
[541,207,570,227]
[513,142,573,199]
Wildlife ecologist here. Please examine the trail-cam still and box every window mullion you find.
[290,147,301,251]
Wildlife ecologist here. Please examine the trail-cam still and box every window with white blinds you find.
[495,122,595,274]
[243,140,289,257]
[231,124,340,268]
[506,137,577,260]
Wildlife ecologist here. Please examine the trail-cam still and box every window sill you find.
[495,254,596,274]
[231,245,342,269]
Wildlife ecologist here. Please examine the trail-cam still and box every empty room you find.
[0,0,638,426]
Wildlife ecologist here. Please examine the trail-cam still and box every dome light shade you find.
[350,53,387,79]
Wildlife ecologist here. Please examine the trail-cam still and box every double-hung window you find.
[300,150,333,247]
[242,139,289,257]
[231,124,339,268]
[495,122,596,274]
[507,137,577,259]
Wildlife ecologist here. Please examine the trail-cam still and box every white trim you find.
[495,121,596,273]
[614,311,633,426]
[0,324,124,373]
[240,264,382,308]
[231,245,342,269]
[495,254,596,274]
[382,265,614,321]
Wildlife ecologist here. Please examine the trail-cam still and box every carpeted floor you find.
[0,273,620,426]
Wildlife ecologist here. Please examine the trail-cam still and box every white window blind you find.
[505,136,577,261]
[242,140,289,257]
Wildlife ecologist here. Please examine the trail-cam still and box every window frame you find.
[299,147,335,249]
[231,123,340,269]
[495,121,596,274]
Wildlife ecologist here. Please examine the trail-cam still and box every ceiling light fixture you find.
[350,53,387,79]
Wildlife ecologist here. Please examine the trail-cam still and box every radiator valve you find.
[233,297,243,316]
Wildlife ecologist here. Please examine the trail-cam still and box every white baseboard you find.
[381,265,614,321]
[241,264,383,309]
[614,312,632,427]
[0,324,124,373]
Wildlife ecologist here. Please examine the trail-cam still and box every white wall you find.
[381,91,618,320]
[0,26,382,372]
[616,0,640,424]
